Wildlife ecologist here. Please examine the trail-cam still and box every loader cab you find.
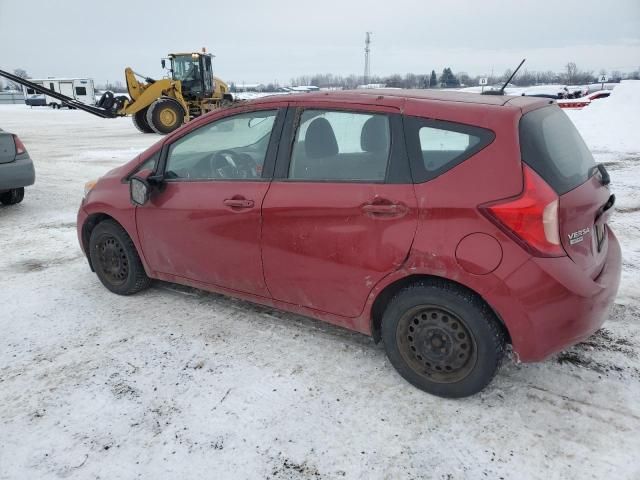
[168,53,214,99]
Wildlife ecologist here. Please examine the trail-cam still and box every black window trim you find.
[273,106,412,184]
[404,116,496,183]
[152,106,288,183]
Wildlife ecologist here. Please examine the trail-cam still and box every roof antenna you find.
[482,58,526,95]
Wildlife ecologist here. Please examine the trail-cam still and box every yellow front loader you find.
[0,50,234,135]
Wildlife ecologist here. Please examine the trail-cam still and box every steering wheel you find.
[208,150,257,179]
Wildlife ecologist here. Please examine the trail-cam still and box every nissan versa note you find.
[77,90,621,398]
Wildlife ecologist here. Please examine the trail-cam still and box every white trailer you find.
[23,78,96,108]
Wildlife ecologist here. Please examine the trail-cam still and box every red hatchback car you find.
[77,90,621,397]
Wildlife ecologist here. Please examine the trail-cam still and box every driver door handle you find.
[223,198,254,209]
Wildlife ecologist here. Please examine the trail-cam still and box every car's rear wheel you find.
[89,219,150,295]
[0,188,25,205]
[381,280,505,398]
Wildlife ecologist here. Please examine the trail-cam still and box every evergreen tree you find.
[429,70,437,88]
[439,68,459,88]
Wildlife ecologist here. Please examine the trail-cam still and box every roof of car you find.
[249,89,552,109]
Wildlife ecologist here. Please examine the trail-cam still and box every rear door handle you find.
[223,198,254,209]
[361,202,407,217]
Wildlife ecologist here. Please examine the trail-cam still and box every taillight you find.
[13,135,26,155]
[480,165,565,257]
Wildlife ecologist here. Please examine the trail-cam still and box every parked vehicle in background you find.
[77,89,621,398]
[24,94,47,107]
[23,78,96,108]
[0,129,35,205]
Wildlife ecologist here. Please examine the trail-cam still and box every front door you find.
[136,107,284,297]
[261,106,418,317]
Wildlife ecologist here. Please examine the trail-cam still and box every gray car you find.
[0,129,35,205]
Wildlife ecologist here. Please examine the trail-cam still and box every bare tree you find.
[565,62,578,84]
[7,68,29,91]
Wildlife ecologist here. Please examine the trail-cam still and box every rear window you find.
[519,106,595,195]
[405,116,495,183]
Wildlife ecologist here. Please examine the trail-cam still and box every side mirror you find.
[130,176,150,206]
[130,168,160,206]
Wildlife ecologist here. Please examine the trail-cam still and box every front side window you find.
[289,110,390,181]
[406,117,495,182]
[164,110,277,180]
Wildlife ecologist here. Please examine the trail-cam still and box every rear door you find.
[519,105,613,278]
[59,81,74,99]
[261,104,417,317]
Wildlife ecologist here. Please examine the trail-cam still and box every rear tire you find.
[89,219,151,295]
[0,188,25,205]
[132,107,154,133]
[381,280,505,398]
[146,98,184,135]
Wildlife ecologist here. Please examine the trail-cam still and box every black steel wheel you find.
[381,280,506,398]
[397,305,477,383]
[95,235,129,286]
[89,219,150,295]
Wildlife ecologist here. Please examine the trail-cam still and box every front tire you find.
[0,187,25,205]
[89,220,150,295]
[381,280,505,398]
[146,98,185,135]
[132,107,154,133]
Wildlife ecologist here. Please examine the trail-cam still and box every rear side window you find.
[405,117,495,183]
[289,110,390,181]
[519,105,595,195]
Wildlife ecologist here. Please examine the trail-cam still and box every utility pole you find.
[364,32,372,85]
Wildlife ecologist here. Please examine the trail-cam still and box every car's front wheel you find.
[89,219,151,295]
[0,188,25,205]
[381,280,505,398]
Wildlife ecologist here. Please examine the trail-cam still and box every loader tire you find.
[146,99,184,135]
[132,108,154,133]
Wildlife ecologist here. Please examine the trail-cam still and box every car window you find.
[165,110,277,180]
[519,105,595,195]
[419,126,481,172]
[289,110,390,181]
[406,116,495,183]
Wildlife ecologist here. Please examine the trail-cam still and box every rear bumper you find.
[0,156,35,191]
[497,228,622,362]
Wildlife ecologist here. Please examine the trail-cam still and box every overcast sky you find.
[0,0,638,85]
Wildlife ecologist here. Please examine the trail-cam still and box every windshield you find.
[171,55,201,82]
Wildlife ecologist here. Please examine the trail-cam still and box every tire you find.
[132,107,154,133]
[89,219,151,295]
[146,98,185,135]
[381,280,505,398]
[0,188,25,205]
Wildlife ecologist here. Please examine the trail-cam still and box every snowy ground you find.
[0,86,639,479]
